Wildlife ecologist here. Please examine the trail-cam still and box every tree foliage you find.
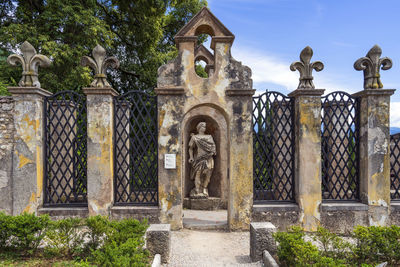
[0,0,207,93]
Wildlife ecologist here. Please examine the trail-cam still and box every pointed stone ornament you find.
[7,41,51,88]
[290,46,324,89]
[81,45,119,88]
[354,45,392,89]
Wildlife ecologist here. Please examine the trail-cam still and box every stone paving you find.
[165,229,262,267]
[165,210,262,267]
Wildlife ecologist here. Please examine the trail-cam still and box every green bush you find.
[0,213,150,266]
[273,226,346,267]
[44,217,85,258]
[0,212,13,248]
[8,212,50,254]
[90,218,150,266]
[84,215,111,252]
[274,225,400,267]
[353,225,400,265]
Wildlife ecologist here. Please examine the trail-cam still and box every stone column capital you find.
[82,87,119,96]
[8,87,52,98]
[288,89,325,97]
[352,89,395,98]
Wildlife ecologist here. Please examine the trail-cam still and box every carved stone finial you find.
[7,41,51,88]
[354,45,392,89]
[290,46,324,89]
[81,45,119,88]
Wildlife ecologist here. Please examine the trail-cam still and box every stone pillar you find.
[83,87,118,216]
[289,89,324,231]
[227,89,254,231]
[8,87,52,215]
[353,89,395,225]
[155,87,185,230]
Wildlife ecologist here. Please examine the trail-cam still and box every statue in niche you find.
[189,122,216,198]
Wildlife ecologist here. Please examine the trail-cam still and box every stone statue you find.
[189,122,216,198]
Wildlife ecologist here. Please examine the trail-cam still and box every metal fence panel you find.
[321,91,359,200]
[390,134,400,200]
[114,91,158,205]
[253,91,295,202]
[44,91,87,206]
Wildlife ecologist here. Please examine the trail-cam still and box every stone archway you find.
[181,105,229,210]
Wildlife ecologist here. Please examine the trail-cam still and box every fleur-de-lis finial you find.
[290,46,324,89]
[81,45,119,88]
[354,45,392,89]
[7,41,51,88]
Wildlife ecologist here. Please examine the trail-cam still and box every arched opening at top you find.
[195,58,208,78]
[194,24,215,37]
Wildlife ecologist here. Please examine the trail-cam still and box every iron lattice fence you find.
[114,91,158,205]
[44,91,87,206]
[253,91,295,202]
[321,91,359,200]
[390,134,400,200]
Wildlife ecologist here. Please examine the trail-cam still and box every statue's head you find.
[196,122,206,132]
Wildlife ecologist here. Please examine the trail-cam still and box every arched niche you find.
[181,105,228,207]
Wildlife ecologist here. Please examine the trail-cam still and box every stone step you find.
[182,209,228,230]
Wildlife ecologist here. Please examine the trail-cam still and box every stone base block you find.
[252,203,299,231]
[146,224,171,264]
[37,207,89,220]
[250,222,277,262]
[320,202,368,234]
[390,203,400,225]
[110,206,160,223]
[183,197,226,210]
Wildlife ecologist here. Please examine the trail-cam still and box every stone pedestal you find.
[83,87,118,216]
[250,222,277,262]
[146,224,171,264]
[353,89,395,226]
[288,89,324,231]
[8,87,52,215]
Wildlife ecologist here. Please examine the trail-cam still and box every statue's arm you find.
[188,135,194,162]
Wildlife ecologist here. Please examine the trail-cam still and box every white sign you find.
[164,154,176,169]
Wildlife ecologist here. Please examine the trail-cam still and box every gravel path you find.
[164,229,262,267]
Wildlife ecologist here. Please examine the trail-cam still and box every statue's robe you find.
[189,134,216,180]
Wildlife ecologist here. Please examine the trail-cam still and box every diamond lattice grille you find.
[321,91,359,200]
[390,134,400,199]
[114,91,158,205]
[253,91,295,202]
[44,91,87,206]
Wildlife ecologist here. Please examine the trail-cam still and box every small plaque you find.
[164,154,176,169]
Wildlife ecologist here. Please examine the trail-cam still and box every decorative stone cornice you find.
[154,87,185,95]
[82,87,119,96]
[352,89,395,98]
[290,46,324,90]
[225,89,256,96]
[81,45,119,88]
[7,86,52,97]
[288,89,325,97]
[354,45,392,89]
[7,41,51,88]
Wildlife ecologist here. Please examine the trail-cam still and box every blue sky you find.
[206,0,400,126]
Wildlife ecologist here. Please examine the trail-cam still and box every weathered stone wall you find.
[0,97,15,215]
